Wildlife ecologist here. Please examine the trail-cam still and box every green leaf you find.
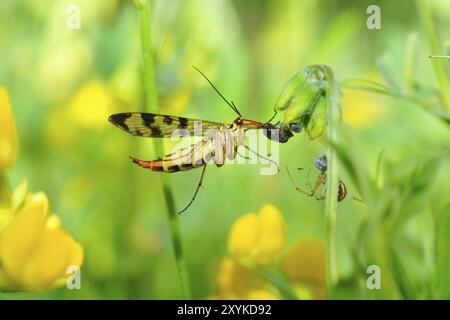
[376,54,402,91]
[404,33,418,93]
[435,203,450,299]
[374,149,385,187]
[390,249,418,299]
[392,155,441,231]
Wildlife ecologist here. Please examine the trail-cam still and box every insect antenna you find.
[266,110,278,123]
[192,66,242,117]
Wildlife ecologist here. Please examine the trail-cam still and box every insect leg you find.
[315,186,326,201]
[300,168,313,189]
[236,145,270,160]
[178,165,207,215]
[286,167,314,197]
[310,172,326,200]
[350,194,365,203]
[243,145,280,172]
[236,147,252,160]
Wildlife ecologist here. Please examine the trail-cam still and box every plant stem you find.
[416,0,450,111]
[135,0,191,299]
[323,65,341,298]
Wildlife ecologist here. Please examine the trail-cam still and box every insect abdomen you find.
[337,181,347,201]
[130,157,206,173]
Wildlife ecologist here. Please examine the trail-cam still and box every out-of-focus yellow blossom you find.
[282,239,326,299]
[66,80,118,129]
[0,208,12,233]
[159,88,192,115]
[46,80,118,148]
[0,86,19,171]
[215,256,277,300]
[0,182,83,291]
[213,204,285,300]
[216,205,327,300]
[245,289,278,300]
[343,75,387,128]
[228,204,286,266]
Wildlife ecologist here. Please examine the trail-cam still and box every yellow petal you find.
[228,204,286,266]
[245,289,278,300]
[0,193,48,281]
[23,228,83,289]
[292,284,314,300]
[256,204,286,265]
[228,213,258,264]
[67,80,117,129]
[0,86,19,171]
[45,214,62,229]
[0,190,83,291]
[0,208,13,231]
[216,256,265,299]
[282,239,326,299]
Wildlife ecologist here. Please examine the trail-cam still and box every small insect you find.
[286,155,363,202]
[109,67,278,214]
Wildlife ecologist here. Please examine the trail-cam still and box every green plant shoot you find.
[268,64,342,142]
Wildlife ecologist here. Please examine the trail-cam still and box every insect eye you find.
[289,123,302,133]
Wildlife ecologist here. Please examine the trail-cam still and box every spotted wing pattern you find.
[108,112,225,138]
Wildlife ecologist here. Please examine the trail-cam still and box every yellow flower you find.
[0,183,83,291]
[215,256,277,300]
[215,205,326,300]
[46,80,119,149]
[213,204,285,300]
[66,80,118,129]
[0,86,19,171]
[228,204,286,266]
[282,239,326,299]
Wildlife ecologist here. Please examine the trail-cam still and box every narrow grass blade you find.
[435,203,450,299]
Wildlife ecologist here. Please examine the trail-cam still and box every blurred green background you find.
[0,0,449,299]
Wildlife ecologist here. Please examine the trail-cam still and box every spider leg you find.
[286,167,314,197]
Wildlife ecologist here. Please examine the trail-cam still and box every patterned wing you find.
[108,112,225,138]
